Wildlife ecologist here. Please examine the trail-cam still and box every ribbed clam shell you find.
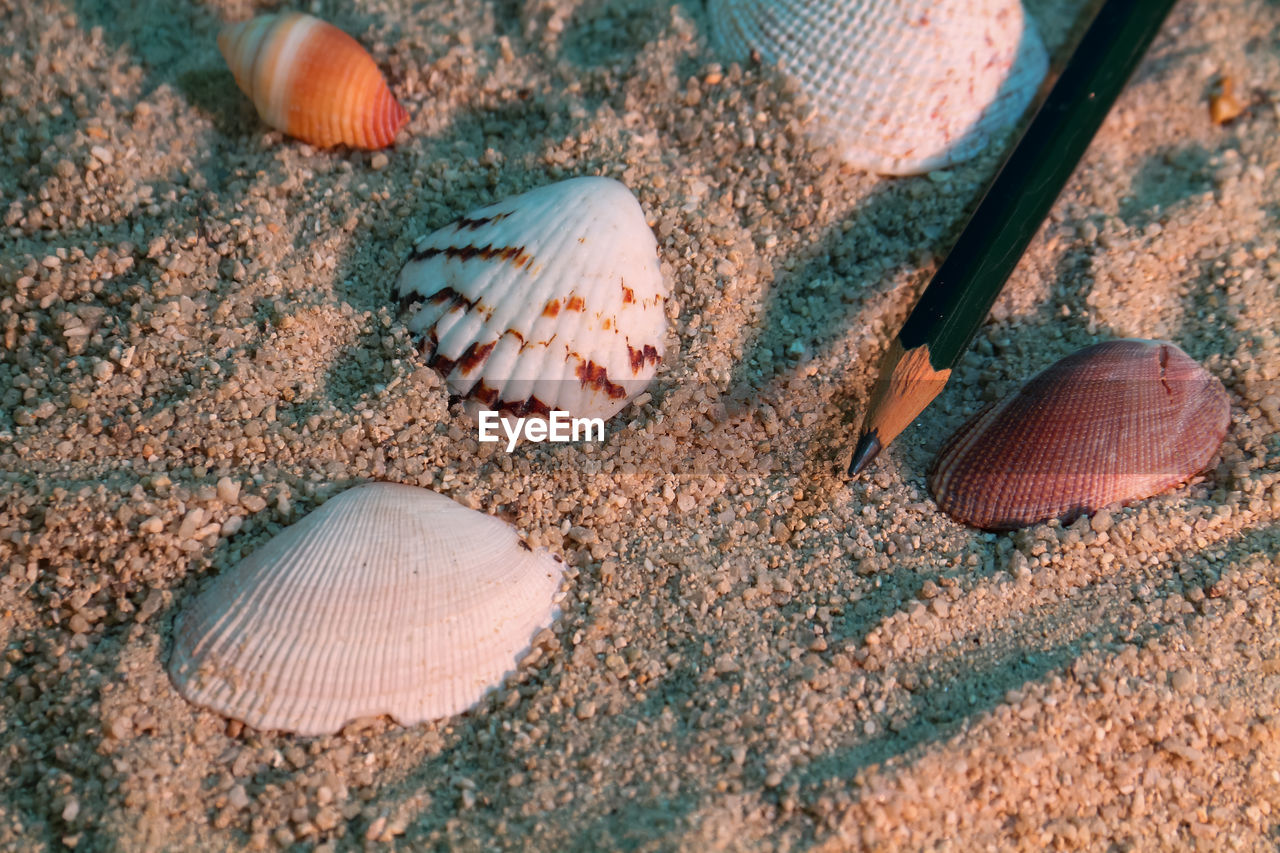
[393,177,667,421]
[708,0,1048,175]
[168,483,563,735]
[218,12,408,149]
[929,340,1230,531]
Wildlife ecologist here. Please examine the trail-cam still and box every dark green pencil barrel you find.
[900,0,1179,369]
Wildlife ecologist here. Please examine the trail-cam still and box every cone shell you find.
[393,177,667,421]
[929,340,1230,531]
[708,0,1048,175]
[168,483,564,735]
[218,12,408,149]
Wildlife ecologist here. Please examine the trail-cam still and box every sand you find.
[2,0,1279,849]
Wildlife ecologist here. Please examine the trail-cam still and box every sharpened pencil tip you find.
[848,432,882,478]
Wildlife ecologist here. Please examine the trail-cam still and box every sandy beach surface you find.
[2,0,1279,849]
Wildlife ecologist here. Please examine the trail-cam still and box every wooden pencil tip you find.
[848,431,882,478]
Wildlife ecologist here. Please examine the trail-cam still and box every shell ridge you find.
[436,302,493,367]
[177,504,334,682]
[335,50,370,147]
[295,487,394,727]
[709,0,1046,173]
[395,178,665,420]
[218,11,405,149]
[421,299,470,355]
[235,499,359,730]
[259,14,312,136]
[537,205,637,397]
[930,340,1229,529]
[170,484,565,733]
[425,537,478,718]
[511,197,642,390]
[219,17,275,99]
[341,489,421,725]
[413,215,562,376]
[465,258,548,389]
[227,490,383,730]
[442,540,555,716]
[523,341,576,415]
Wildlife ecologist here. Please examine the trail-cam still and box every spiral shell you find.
[218,12,408,149]
[168,483,564,735]
[708,0,1048,175]
[929,340,1230,530]
[394,177,667,422]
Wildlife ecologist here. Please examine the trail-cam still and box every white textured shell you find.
[168,483,564,735]
[393,177,666,421]
[708,0,1048,175]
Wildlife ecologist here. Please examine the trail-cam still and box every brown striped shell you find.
[393,177,667,422]
[929,340,1230,530]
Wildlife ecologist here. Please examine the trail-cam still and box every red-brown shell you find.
[929,339,1230,530]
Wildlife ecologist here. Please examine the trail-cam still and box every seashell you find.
[218,12,408,150]
[393,177,667,421]
[929,340,1230,531]
[168,483,564,735]
[707,0,1048,175]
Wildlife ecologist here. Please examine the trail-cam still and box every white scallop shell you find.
[168,483,564,735]
[393,177,667,421]
[708,0,1049,175]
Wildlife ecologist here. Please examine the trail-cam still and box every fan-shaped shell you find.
[708,0,1048,175]
[393,177,667,421]
[168,483,564,735]
[929,340,1230,530]
[218,12,408,149]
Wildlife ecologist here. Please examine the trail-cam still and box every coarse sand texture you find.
[0,0,1278,849]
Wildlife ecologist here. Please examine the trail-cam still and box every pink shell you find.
[929,340,1230,530]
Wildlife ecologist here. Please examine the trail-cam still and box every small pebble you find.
[228,785,250,810]
[217,477,241,505]
[1170,668,1196,694]
[178,509,205,540]
[107,714,132,740]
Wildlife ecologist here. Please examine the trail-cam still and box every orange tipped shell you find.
[218,12,408,149]
[929,340,1230,530]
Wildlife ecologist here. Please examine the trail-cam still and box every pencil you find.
[847,0,1178,477]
